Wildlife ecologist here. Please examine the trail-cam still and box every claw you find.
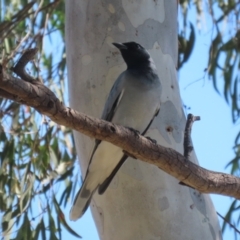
[146,136,157,144]
[126,127,140,136]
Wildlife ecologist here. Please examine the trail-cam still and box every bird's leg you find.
[179,113,200,188]
[122,150,137,159]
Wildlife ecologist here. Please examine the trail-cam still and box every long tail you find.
[69,174,97,221]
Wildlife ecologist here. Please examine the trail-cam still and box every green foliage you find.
[0,1,80,239]
[208,28,240,124]
[178,23,195,69]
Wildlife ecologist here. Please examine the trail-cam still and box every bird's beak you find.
[112,42,127,50]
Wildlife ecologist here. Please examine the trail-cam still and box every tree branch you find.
[1,49,240,199]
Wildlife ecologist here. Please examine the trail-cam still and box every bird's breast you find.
[112,75,161,132]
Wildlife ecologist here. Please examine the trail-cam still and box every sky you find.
[60,5,238,240]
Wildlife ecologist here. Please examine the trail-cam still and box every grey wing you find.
[98,154,128,194]
[98,90,160,194]
[98,101,161,195]
[87,75,125,168]
[101,75,125,121]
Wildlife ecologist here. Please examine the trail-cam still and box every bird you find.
[70,41,162,220]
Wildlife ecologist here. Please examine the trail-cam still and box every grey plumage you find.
[70,42,162,221]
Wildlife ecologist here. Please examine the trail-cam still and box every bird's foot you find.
[179,181,195,189]
[145,136,157,144]
[126,127,140,137]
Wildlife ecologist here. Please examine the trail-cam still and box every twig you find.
[184,113,200,160]
[34,0,45,19]
[179,113,200,188]
[11,48,39,83]
[217,212,240,235]
[183,73,206,90]
[0,2,35,41]
[4,31,31,64]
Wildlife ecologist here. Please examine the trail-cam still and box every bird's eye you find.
[137,44,141,49]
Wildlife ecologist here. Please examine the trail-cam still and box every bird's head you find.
[112,42,155,70]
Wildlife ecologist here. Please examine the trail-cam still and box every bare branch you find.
[11,48,39,83]
[0,49,240,199]
[179,113,201,189]
[184,113,200,160]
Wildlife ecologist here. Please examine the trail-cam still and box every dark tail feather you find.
[69,176,96,221]
[98,155,127,195]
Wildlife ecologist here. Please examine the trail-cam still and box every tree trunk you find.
[65,1,222,239]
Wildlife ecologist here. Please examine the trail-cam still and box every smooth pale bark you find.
[65,1,222,239]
